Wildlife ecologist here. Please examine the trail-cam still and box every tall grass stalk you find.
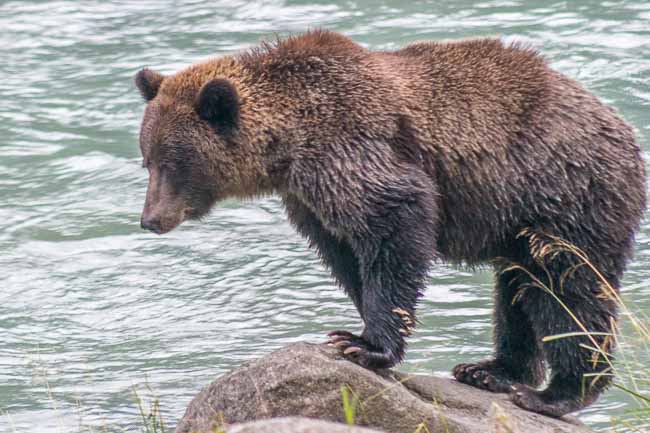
[510,229,649,431]
[341,385,360,426]
[132,383,166,433]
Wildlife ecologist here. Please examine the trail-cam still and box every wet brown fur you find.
[135,30,646,417]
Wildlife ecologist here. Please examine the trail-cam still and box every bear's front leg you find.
[326,179,438,368]
[283,191,429,369]
[327,191,437,369]
[338,204,437,368]
[287,147,439,370]
[282,193,412,368]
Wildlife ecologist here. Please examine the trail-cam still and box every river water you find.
[1,1,648,432]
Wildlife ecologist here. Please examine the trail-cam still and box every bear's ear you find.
[195,79,239,132]
[135,68,164,102]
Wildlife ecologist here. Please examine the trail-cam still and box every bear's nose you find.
[141,216,162,234]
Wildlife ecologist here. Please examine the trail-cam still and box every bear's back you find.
[381,38,643,264]
[386,38,551,149]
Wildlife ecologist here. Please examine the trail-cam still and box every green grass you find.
[341,385,360,426]
[132,384,166,433]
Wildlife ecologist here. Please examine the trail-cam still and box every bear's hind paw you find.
[511,384,586,418]
[452,360,515,393]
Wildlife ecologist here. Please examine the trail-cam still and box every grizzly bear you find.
[134,30,645,417]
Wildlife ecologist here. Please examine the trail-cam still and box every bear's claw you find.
[392,308,415,335]
[343,346,362,355]
[327,330,355,339]
[327,330,395,369]
[452,360,514,393]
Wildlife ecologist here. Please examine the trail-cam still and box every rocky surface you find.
[175,342,593,433]
[226,417,385,433]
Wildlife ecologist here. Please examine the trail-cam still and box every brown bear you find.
[134,30,646,417]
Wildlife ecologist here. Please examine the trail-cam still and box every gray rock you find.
[175,342,593,433]
[226,417,385,433]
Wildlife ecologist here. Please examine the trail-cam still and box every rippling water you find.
[1,1,649,431]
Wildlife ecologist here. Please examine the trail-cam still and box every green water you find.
[1,1,649,431]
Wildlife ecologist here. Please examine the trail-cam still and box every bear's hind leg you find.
[512,267,618,417]
[453,268,545,393]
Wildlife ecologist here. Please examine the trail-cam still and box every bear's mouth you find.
[183,190,220,221]
[184,206,204,221]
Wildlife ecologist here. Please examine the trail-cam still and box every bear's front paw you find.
[327,330,396,370]
[452,360,514,393]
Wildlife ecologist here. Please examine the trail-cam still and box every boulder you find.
[226,417,385,433]
[175,342,592,433]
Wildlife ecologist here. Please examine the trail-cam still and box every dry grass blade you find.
[514,229,649,431]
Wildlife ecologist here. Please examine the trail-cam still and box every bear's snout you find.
[140,167,188,234]
[141,214,163,234]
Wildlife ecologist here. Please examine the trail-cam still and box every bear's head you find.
[134,62,271,234]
